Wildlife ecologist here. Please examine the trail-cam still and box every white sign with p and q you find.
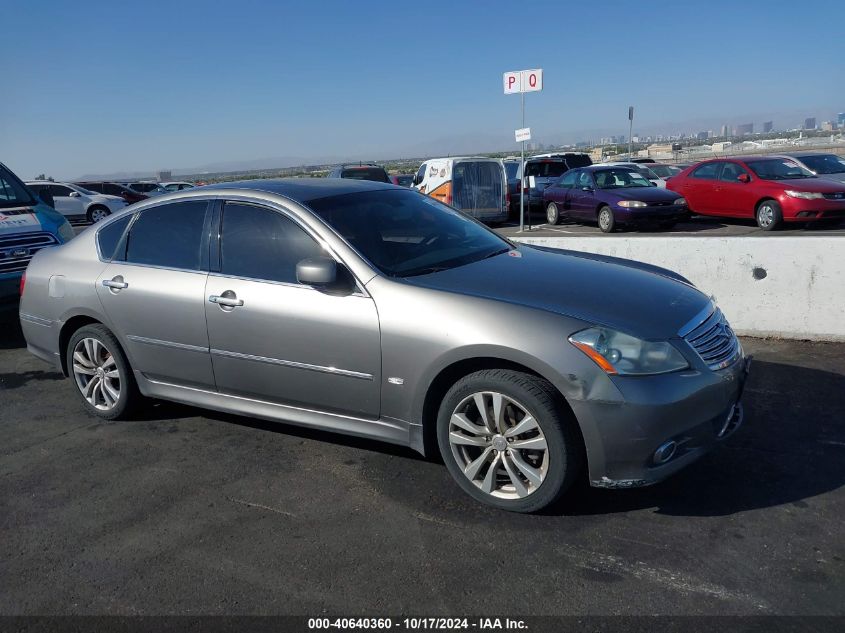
[515,127,531,142]
[503,69,543,94]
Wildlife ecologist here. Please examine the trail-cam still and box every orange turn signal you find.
[570,340,618,375]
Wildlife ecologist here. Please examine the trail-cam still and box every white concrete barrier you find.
[515,236,845,342]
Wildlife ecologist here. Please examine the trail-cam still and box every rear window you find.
[452,162,504,211]
[340,167,390,183]
[525,161,567,178]
[564,155,592,169]
[0,166,36,208]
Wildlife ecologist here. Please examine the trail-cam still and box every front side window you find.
[49,184,73,197]
[309,189,510,278]
[220,202,324,284]
[595,169,651,189]
[576,172,594,189]
[720,162,748,182]
[691,163,721,179]
[125,201,208,270]
[415,163,427,184]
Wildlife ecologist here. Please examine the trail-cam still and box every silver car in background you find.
[18,179,750,512]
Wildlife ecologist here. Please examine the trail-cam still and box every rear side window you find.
[691,163,721,179]
[97,215,131,260]
[219,202,324,284]
[125,201,208,270]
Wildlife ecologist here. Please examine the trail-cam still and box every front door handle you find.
[102,277,128,290]
[209,293,244,308]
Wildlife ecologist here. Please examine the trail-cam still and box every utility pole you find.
[628,106,634,159]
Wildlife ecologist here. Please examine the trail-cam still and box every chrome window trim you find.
[206,270,368,298]
[126,334,209,354]
[210,348,374,381]
[105,260,209,276]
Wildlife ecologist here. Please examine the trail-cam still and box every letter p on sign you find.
[503,69,543,94]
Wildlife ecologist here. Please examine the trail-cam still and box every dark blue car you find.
[543,166,689,232]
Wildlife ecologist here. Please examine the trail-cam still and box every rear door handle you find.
[102,278,128,289]
[209,294,244,308]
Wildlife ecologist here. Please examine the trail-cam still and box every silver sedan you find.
[19,179,749,512]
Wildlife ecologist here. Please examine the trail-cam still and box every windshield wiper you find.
[480,247,510,261]
[399,266,453,278]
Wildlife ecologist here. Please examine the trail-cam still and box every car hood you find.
[601,187,681,203]
[816,173,845,185]
[768,178,845,192]
[89,194,124,203]
[402,245,710,340]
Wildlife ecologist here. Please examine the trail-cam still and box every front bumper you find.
[614,204,688,224]
[782,197,845,221]
[571,354,752,488]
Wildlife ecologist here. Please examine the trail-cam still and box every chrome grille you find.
[683,308,741,370]
[0,232,59,274]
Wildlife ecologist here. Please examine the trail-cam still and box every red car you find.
[667,156,845,230]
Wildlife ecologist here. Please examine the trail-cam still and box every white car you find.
[595,162,667,188]
[26,181,127,223]
[160,181,196,192]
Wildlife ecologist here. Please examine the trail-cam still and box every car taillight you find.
[19,271,26,296]
[506,191,511,207]
[446,192,452,205]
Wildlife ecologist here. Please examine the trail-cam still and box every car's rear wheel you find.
[546,202,561,225]
[436,369,582,513]
[755,200,782,230]
[67,324,141,420]
[598,205,616,233]
[87,206,111,223]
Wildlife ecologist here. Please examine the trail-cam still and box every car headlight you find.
[785,190,823,200]
[617,200,647,208]
[673,197,688,206]
[569,327,688,376]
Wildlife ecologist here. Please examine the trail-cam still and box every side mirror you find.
[296,257,337,286]
[69,191,81,198]
[737,173,751,183]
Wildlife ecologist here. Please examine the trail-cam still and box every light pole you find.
[628,106,634,159]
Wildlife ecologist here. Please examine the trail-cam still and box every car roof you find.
[204,177,395,203]
[580,165,636,171]
[783,152,836,158]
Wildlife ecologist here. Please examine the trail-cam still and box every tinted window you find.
[220,202,324,284]
[796,154,845,174]
[525,161,567,178]
[576,172,594,188]
[746,159,814,180]
[50,185,73,197]
[340,167,390,183]
[564,154,593,168]
[503,162,519,179]
[720,163,747,182]
[691,163,721,179]
[415,163,426,184]
[309,189,510,278]
[452,162,504,211]
[81,182,104,193]
[97,215,131,260]
[125,201,207,270]
[557,171,578,188]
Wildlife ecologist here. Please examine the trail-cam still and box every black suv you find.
[522,153,592,210]
[328,163,390,183]
[76,181,147,204]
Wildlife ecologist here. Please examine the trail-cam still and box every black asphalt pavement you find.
[1,313,843,616]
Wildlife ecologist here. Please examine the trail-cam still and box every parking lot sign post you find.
[504,69,543,232]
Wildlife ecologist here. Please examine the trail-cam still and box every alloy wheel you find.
[448,391,549,499]
[599,209,612,230]
[90,208,109,222]
[72,337,121,410]
[757,204,774,228]
[546,203,557,224]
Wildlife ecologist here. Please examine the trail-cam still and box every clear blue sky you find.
[3,0,842,179]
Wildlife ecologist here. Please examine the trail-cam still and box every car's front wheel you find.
[597,205,616,233]
[755,200,782,230]
[67,324,141,420]
[436,369,583,513]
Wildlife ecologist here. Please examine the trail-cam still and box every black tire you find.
[659,220,677,230]
[436,369,583,513]
[546,202,561,225]
[755,199,782,231]
[66,324,141,420]
[87,205,111,223]
[597,205,616,233]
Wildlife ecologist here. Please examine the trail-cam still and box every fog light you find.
[653,441,677,465]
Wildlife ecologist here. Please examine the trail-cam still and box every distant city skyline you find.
[3,0,843,180]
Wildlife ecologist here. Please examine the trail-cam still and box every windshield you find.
[595,169,652,189]
[795,154,845,175]
[309,189,511,278]
[649,165,681,178]
[340,167,390,183]
[635,165,660,180]
[69,184,97,196]
[746,159,815,180]
[0,165,37,208]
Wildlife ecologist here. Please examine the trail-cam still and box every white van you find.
[411,157,509,223]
